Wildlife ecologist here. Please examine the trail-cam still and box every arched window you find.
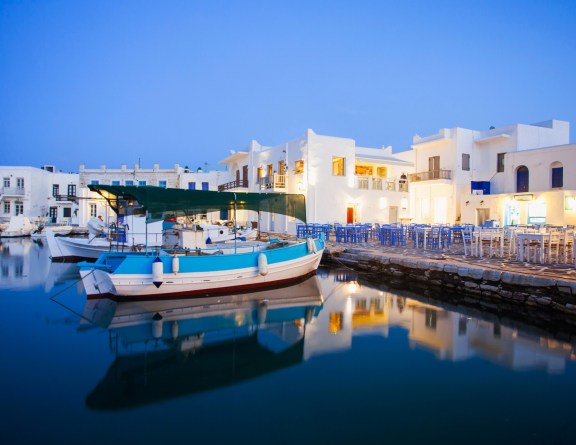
[516,166,529,193]
[551,161,563,188]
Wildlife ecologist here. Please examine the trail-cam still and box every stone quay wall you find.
[323,248,576,324]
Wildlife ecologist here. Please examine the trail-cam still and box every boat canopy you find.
[88,185,307,223]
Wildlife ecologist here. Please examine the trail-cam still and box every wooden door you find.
[347,207,354,224]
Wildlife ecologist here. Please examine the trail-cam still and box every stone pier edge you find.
[321,248,576,321]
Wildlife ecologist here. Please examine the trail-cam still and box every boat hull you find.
[80,239,324,300]
[45,229,158,261]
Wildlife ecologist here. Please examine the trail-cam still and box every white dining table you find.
[516,232,546,263]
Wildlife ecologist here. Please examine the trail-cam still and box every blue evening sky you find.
[1,0,575,172]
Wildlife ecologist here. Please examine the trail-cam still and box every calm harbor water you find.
[1,238,575,445]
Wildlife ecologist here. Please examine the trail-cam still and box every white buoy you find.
[152,313,163,339]
[172,255,179,274]
[307,237,317,254]
[258,253,268,276]
[152,257,163,288]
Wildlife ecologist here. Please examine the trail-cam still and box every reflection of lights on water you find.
[346,281,359,294]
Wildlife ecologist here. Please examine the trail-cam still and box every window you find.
[90,180,99,185]
[497,153,505,173]
[355,164,372,176]
[16,177,24,189]
[67,184,76,196]
[125,180,134,186]
[63,207,72,218]
[294,160,304,174]
[552,165,563,188]
[188,182,196,190]
[332,157,345,176]
[3,177,9,188]
[377,167,387,178]
[267,164,273,177]
[158,180,167,188]
[52,184,59,197]
[138,180,147,187]
[462,153,470,171]
[516,166,529,193]
[90,204,97,218]
[111,180,120,186]
[15,202,23,215]
[528,200,546,225]
[257,167,263,178]
[3,202,10,214]
[202,182,209,191]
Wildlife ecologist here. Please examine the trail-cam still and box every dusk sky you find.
[1,0,575,172]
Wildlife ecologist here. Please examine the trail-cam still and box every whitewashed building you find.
[0,165,79,225]
[78,163,223,225]
[408,120,576,226]
[218,129,413,234]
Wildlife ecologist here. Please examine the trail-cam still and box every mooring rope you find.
[48,268,96,323]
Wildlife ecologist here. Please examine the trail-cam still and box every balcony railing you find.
[53,194,77,202]
[408,170,452,182]
[354,176,408,192]
[1,187,25,196]
[218,179,248,191]
[258,175,286,190]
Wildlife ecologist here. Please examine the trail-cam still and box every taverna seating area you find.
[299,222,576,267]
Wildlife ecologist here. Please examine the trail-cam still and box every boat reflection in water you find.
[81,275,324,410]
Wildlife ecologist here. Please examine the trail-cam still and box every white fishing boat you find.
[31,225,73,238]
[0,216,37,238]
[46,215,163,261]
[79,185,323,299]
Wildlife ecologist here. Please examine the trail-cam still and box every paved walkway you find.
[324,238,576,282]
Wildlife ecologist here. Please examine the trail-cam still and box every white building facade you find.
[0,165,79,225]
[78,163,223,225]
[408,120,576,226]
[218,129,413,234]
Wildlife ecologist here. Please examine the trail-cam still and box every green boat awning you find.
[88,185,307,223]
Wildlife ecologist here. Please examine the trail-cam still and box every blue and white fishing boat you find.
[79,185,324,299]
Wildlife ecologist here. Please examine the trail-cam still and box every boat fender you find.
[206,236,212,244]
[152,257,163,288]
[172,255,179,274]
[152,312,163,339]
[258,253,268,276]
[307,237,317,254]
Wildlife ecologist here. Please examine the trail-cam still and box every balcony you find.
[53,194,78,202]
[1,187,25,197]
[258,175,286,190]
[408,170,452,182]
[355,176,407,192]
[218,179,248,191]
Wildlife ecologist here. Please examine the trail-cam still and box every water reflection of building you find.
[81,276,324,410]
[0,238,51,290]
[305,270,575,374]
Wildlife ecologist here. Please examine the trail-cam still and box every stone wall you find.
[323,249,576,330]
